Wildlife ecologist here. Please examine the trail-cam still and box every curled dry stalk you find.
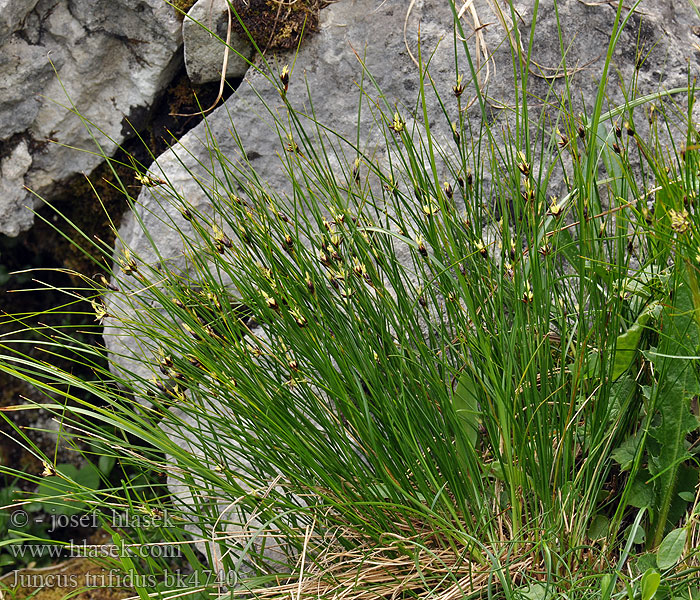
[171,0,233,117]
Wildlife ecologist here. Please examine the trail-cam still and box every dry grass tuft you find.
[229,522,544,600]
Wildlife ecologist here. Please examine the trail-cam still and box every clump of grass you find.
[2,1,700,599]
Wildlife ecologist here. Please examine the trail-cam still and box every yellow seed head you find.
[391,111,405,133]
[669,208,690,234]
[548,196,562,217]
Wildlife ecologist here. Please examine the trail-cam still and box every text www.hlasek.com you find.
[8,542,181,559]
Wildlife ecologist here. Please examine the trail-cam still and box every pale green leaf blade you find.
[656,528,687,570]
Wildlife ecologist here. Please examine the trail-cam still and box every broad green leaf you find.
[666,465,699,527]
[36,478,83,516]
[600,574,614,600]
[635,552,658,575]
[36,463,101,516]
[91,440,117,476]
[625,522,646,545]
[98,455,116,476]
[609,376,637,423]
[0,553,15,567]
[587,514,609,540]
[612,302,661,380]
[57,463,80,478]
[640,569,661,600]
[75,463,101,490]
[612,434,643,471]
[622,266,670,299]
[647,279,700,546]
[657,528,686,570]
[518,583,549,600]
[453,372,480,449]
[628,476,654,509]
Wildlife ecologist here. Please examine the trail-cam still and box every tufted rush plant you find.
[1,1,700,598]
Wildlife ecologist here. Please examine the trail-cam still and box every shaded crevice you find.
[0,60,245,490]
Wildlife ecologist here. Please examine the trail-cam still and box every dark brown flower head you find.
[453,74,465,98]
[280,64,290,92]
[264,293,280,312]
[212,224,232,252]
[286,133,300,154]
[443,181,453,200]
[548,197,562,217]
[182,322,201,340]
[93,273,118,291]
[135,172,166,187]
[119,248,138,275]
[290,308,307,328]
[318,249,331,267]
[238,223,251,244]
[305,272,315,295]
[352,257,367,277]
[422,202,439,217]
[517,151,530,177]
[557,130,568,149]
[187,354,202,368]
[648,104,657,124]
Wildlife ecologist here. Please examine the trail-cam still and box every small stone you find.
[183,0,253,85]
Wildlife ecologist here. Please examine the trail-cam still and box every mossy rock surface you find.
[230,0,327,51]
[172,0,197,18]
[173,0,326,46]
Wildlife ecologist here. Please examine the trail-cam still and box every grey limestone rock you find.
[0,140,34,237]
[0,0,40,45]
[0,0,183,236]
[112,0,700,271]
